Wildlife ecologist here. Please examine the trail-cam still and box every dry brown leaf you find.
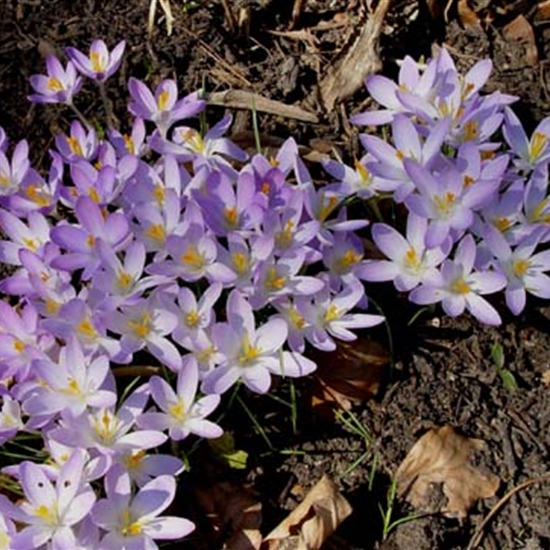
[457,0,481,28]
[311,338,389,415]
[261,475,352,550]
[396,426,500,518]
[194,480,262,550]
[502,15,539,67]
[536,0,550,22]
[318,0,392,111]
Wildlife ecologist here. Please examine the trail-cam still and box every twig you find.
[467,472,550,550]
[208,89,319,123]
[220,0,237,32]
[112,365,161,377]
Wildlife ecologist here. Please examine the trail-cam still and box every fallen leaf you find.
[502,15,539,67]
[536,0,550,23]
[194,480,262,550]
[261,475,352,550]
[395,425,500,518]
[311,338,390,416]
[457,0,481,28]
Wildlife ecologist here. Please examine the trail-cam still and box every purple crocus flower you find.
[55,120,98,163]
[0,139,30,196]
[358,213,451,292]
[49,385,167,460]
[403,153,500,248]
[301,278,384,352]
[0,208,51,265]
[409,234,507,325]
[483,224,550,315]
[28,54,82,105]
[0,450,96,550]
[50,195,130,279]
[67,39,126,81]
[22,337,117,419]
[0,396,25,445]
[105,293,182,371]
[109,117,148,158]
[138,356,223,440]
[151,114,248,172]
[128,77,205,137]
[203,290,316,394]
[503,107,550,171]
[92,468,195,549]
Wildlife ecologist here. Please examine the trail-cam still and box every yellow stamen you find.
[157,89,170,111]
[0,171,10,187]
[405,247,420,268]
[434,192,456,218]
[186,310,200,327]
[319,195,338,222]
[288,307,305,329]
[89,187,100,204]
[338,249,362,270]
[275,220,294,249]
[324,304,340,323]
[395,150,405,161]
[124,450,146,470]
[463,175,474,188]
[261,182,270,195]
[145,223,165,243]
[354,158,370,182]
[529,132,548,163]
[181,245,204,270]
[225,207,238,228]
[513,259,529,278]
[13,339,25,353]
[120,509,143,536]
[25,184,50,207]
[23,238,38,252]
[123,134,135,155]
[153,184,165,205]
[117,271,133,292]
[60,377,81,396]
[463,120,479,141]
[128,312,151,339]
[66,136,83,157]
[47,77,64,92]
[493,217,511,232]
[451,278,470,294]
[265,267,286,291]
[168,399,186,421]
[232,252,249,275]
[77,316,98,340]
[238,334,261,365]
[90,51,106,73]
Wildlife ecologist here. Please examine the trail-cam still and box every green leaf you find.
[208,432,248,470]
[491,343,505,369]
[499,369,518,391]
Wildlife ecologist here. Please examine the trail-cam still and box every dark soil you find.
[1,0,550,549]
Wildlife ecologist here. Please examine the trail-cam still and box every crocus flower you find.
[138,356,223,440]
[22,337,117,419]
[483,224,550,315]
[403,155,499,248]
[0,139,30,196]
[128,77,205,137]
[0,396,24,445]
[503,107,550,171]
[92,468,195,549]
[0,208,51,265]
[49,385,167,460]
[358,213,451,291]
[151,114,248,171]
[0,514,15,550]
[55,120,98,163]
[28,54,82,105]
[50,195,130,279]
[301,278,384,352]
[203,290,316,394]
[409,234,507,325]
[105,293,182,371]
[66,39,126,81]
[0,450,96,550]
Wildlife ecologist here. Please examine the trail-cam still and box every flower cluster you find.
[0,39,384,548]
[347,48,550,325]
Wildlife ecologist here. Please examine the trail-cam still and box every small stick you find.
[112,365,161,377]
[467,472,550,549]
[220,0,237,32]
